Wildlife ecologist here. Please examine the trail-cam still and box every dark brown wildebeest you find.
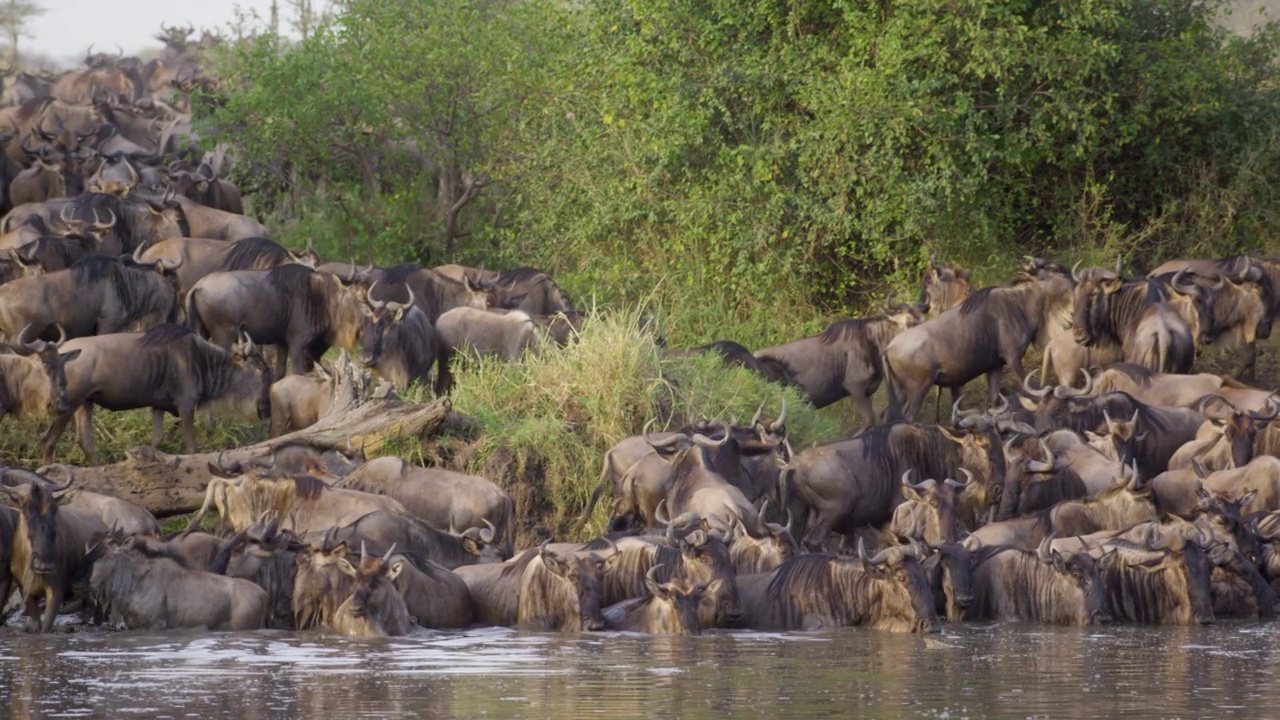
[40,326,271,464]
[0,330,80,420]
[781,423,1005,548]
[735,539,940,633]
[716,510,802,575]
[970,536,1112,625]
[291,539,415,637]
[79,532,268,631]
[602,564,711,635]
[454,540,619,631]
[388,552,473,630]
[187,264,370,375]
[359,264,494,323]
[674,340,789,384]
[919,542,974,623]
[3,467,159,536]
[5,192,183,257]
[1149,254,1278,380]
[1072,266,1196,373]
[2,235,95,281]
[0,505,15,619]
[883,259,1075,421]
[885,470,971,546]
[334,456,515,559]
[0,254,181,343]
[137,237,319,297]
[752,304,922,429]
[170,162,244,215]
[267,367,333,437]
[360,285,450,394]
[215,516,304,629]
[1,476,108,631]
[434,265,572,315]
[435,306,539,360]
[1091,528,1216,625]
[328,510,504,571]
[918,257,973,316]
[8,139,78,207]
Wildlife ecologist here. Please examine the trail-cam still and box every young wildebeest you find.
[752,304,922,429]
[883,259,1075,422]
[970,536,1112,626]
[40,325,272,464]
[80,532,268,631]
[602,564,711,635]
[435,306,539,360]
[268,364,335,437]
[735,539,940,633]
[1,477,107,632]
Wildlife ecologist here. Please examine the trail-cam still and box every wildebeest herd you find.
[4,33,1280,640]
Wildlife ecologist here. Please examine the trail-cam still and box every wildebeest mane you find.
[293,474,329,500]
[495,267,548,285]
[818,318,874,345]
[859,424,964,482]
[13,96,53,125]
[138,323,193,347]
[379,264,425,287]
[224,237,293,271]
[1105,362,1157,387]
[765,553,834,603]
[69,254,120,284]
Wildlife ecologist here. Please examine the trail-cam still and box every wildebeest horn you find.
[946,468,974,489]
[951,393,965,421]
[989,394,1009,416]
[44,464,75,494]
[691,421,731,449]
[1037,532,1057,563]
[481,518,496,544]
[654,498,671,527]
[901,469,929,492]
[1115,254,1123,275]
[1071,260,1083,282]
[1145,525,1167,551]
[644,419,686,450]
[1027,444,1054,473]
[1021,369,1051,399]
[402,286,415,311]
[366,279,386,311]
[1171,268,1199,296]
[770,398,787,431]
[758,497,771,521]
[1191,458,1209,480]
[360,540,369,562]
[59,205,75,226]
[1195,394,1236,420]
[381,542,397,564]
[1054,368,1093,399]
[750,401,765,428]
[94,208,116,231]
[1251,392,1280,421]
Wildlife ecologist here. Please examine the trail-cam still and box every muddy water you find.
[1,624,1277,718]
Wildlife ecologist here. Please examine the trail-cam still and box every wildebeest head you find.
[1197,487,1261,565]
[918,257,973,316]
[1195,394,1277,469]
[920,542,973,622]
[1040,535,1112,625]
[538,539,617,631]
[0,471,72,575]
[1134,526,1216,625]
[1071,266,1125,347]
[359,282,414,369]
[1083,408,1143,468]
[227,332,272,421]
[857,538,940,634]
[892,470,969,546]
[334,541,413,637]
[721,508,800,574]
[9,324,80,415]
[676,528,742,623]
[641,563,709,636]
[456,519,504,563]
[749,399,788,447]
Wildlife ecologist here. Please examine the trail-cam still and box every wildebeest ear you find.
[336,557,357,577]
[539,549,570,576]
[59,349,81,363]
[958,269,972,281]
[386,560,404,582]
[461,537,483,556]
[901,486,924,503]
[1240,490,1257,507]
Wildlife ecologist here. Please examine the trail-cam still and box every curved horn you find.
[951,393,966,421]
[1071,259,1083,282]
[1251,392,1280,421]
[360,540,368,562]
[989,393,1009,417]
[750,401,765,428]
[52,324,66,348]
[92,208,116,231]
[901,469,929,492]
[1027,444,1055,473]
[480,518,496,544]
[946,468,974,489]
[1172,268,1198,295]
[381,542,397,564]
[1037,532,1057,563]
[365,279,386,311]
[770,398,788,432]
[691,421,731,449]
[1022,369,1051,399]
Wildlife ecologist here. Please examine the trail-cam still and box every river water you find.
[0,623,1276,718]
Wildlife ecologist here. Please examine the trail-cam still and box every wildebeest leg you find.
[40,585,62,633]
[22,591,40,630]
[802,514,831,552]
[151,409,165,448]
[180,403,197,454]
[289,340,312,376]
[270,345,288,380]
[40,410,76,465]
[1240,341,1259,383]
[851,389,876,432]
[984,368,1002,408]
[76,404,99,466]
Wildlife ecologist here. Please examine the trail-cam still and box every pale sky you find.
[26,0,289,67]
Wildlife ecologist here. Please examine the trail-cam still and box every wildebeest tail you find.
[578,456,613,527]
[778,464,796,524]
[184,288,204,336]
[882,351,906,422]
[433,327,453,397]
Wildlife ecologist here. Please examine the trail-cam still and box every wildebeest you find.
[389,552,474,629]
[0,254,180,342]
[40,326,271,464]
[217,517,303,629]
[735,539,940,633]
[883,260,1075,421]
[885,471,970,546]
[752,304,922,428]
[187,264,370,375]
[360,285,450,394]
[1167,396,1275,472]
[328,510,504,570]
[168,195,268,241]
[80,532,268,631]
[0,331,80,420]
[328,543,416,637]
[359,263,493,323]
[0,505,16,618]
[920,542,974,623]
[137,236,318,296]
[1072,266,1196,373]
[334,456,516,559]
[268,365,334,437]
[454,540,619,631]
[3,467,159,536]
[602,564,710,635]
[918,257,973,316]
[970,536,1112,625]
[435,265,571,315]
[781,423,1005,548]
[1090,363,1274,412]
[1,476,108,631]
[435,306,538,360]
[1092,529,1216,625]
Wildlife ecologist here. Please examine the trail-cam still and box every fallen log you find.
[35,353,451,518]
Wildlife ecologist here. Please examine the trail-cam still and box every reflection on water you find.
[1,624,1279,718]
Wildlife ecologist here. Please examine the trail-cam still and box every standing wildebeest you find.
[1090,363,1274,412]
[187,264,370,375]
[0,254,180,342]
[1072,266,1196,373]
[361,285,450,394]
[167,195,268,242]
[40,326,271,464]
[1,476,108,632]
[268,365,334,437]
[752,303,922,429]
[170,163,245,215]
[435,307,539,360]
[970,536,1112,625]
[781,423,1005,548]
[434,265,572,315]
[883,260,1075,421]
[5,192,184,257]
[334,456,515,559]
[80,533,268,631]
[918,257,973,316]
[361,264,494,323]
[602,564,711,635]
[735,539,940,633]
[137,237,319,296]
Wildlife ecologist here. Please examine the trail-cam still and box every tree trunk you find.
[40,354,451,518]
